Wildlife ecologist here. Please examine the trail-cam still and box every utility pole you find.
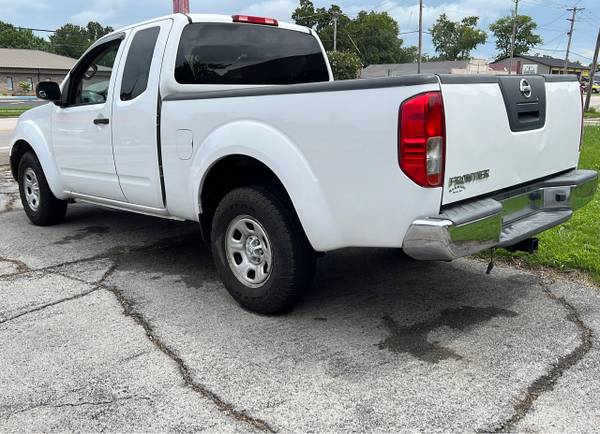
[332,11,339,51]
[417,0,423,73]
[564,6,584,74]
[172,0,189,14]
[584,27,600,112]
[508,0,519,75]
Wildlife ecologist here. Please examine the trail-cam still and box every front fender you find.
[190,120,342,251]
[11,116,67,200]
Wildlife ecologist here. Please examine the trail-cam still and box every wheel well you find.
[9,140,34,181]
[199,155,296,242]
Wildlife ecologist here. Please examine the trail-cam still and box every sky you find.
[1,0,599,62]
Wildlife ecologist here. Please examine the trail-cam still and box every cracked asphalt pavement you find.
[1,164,600,432]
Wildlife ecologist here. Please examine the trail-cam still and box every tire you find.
[18,152,67,226]
[211,185,316,314]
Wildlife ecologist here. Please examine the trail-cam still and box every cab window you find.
[120,27,160,101]
[69,40,121,106]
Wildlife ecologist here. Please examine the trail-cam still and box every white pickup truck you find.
[10,13,597,313]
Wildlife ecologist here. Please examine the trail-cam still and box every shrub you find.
[326,51,363,80]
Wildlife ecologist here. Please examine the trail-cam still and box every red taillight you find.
[232,15,279,26]
[398,91,445,187]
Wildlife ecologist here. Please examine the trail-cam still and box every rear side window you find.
[175,23,329,85]
[120,27,160,101]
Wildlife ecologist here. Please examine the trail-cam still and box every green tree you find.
[0,21,49,50]
[327,50,362,79]
[292,1,345,34]
[292,1,418,66]
[489,15,543,59]
[49,21,113,58]
[18,80,32,94]
[430,14,487,60]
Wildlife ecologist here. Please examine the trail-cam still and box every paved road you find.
[0,118,17,167]
[587,94,600,111]
[1,165,599,432]
[0,98,47,109]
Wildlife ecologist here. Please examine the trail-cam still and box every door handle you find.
[94,117,110,125]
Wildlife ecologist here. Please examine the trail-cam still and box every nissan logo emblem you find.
[519,79,532,98]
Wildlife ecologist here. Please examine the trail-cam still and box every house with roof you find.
[490,54,590,78]
[0,48,77,96]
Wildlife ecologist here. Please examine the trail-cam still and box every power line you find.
[538,11,569,27]
[564,5,584,73]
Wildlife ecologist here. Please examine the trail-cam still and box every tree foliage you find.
[489,15,543,59]
[326,50,362,80]
[18,80,32,93]
[429,14,487,60]
[49,22,113,58]
[0,21,49,50]
[292,0,418,66]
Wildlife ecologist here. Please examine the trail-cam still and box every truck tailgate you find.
[440,75,582,205]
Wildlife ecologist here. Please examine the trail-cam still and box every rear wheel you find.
[211,185,316,314]
[18,152,67,226]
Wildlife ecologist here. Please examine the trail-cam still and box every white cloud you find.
[69,0,127,25]
[378,0,511,32]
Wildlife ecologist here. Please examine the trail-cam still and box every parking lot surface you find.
[1,165,600,432]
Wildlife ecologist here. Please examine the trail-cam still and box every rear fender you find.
[190,120,342,251]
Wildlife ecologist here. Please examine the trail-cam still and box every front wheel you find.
[211,186,316,314]
[18,152,68,226]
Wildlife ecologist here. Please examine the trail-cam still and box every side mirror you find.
[36,81,62,103]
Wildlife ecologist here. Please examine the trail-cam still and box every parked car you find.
[9,14,598,313]
[581,79,600,93]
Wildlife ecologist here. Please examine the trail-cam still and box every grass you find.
[585,107,600,118]
[493,126,600,282]
[0,106,33,118]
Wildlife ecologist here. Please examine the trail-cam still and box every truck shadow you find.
[99,217,530,365]
[59,205,533,365]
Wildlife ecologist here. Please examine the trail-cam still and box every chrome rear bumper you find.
[403,169,598,261]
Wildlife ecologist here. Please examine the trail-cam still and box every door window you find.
[120,27,160,101]
[69,40,121,106]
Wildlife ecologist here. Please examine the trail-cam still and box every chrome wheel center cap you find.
[245,235,264,263]
[225,215,273,288]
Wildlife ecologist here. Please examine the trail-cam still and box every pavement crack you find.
[5,396,152,418]
[0,236,274,430]
[52,395,151,408]
[0,264,117,327]
[0,234,195,280]
[0,287,101,327]
[490,279,593,433]
[0,256,30,277]
[103,269,276,433]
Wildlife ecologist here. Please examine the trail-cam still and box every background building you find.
[491,54,590,78]
[0,48,76,96]
[362,59,502,78]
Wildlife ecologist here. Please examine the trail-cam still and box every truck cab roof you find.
[109,13,311,36]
